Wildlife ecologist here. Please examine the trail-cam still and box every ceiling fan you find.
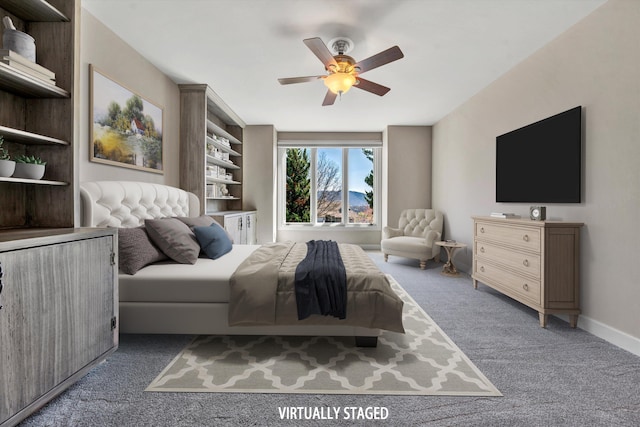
[278,37,404,106]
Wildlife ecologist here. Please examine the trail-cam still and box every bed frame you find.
[80,181,379,345]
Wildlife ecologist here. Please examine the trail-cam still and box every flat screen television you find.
[496,106,582,203]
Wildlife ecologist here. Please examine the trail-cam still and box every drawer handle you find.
[480,246,485,253]
[480,227,485,233]
[480,266,485,272]
[523,259,529,267]
[523,283,529,291]
[523,234,529,242]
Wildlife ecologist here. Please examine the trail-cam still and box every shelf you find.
[0,176,68,186]
[0,125,69,145]
[0,62,69,98]
[206,176,241,185]
[0,0,69,22]
[206,154,240,169]
[206,197,240,201]
[207,119,242,145]
[206,136,240,156]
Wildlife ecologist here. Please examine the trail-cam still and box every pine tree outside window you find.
[279,145,380,227]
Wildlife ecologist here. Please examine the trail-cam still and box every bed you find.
[80,181,404,346]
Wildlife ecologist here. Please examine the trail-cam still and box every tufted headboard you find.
[80,181,200,227]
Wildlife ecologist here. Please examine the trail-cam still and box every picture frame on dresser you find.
[89,64,164,174]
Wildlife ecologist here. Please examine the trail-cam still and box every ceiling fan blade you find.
[355,46,404,74]
[354,77,390,96]
[303,37,338,69]
[278,76,324,85]
[322,90,337,106]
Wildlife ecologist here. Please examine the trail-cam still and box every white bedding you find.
[119,245,260,303]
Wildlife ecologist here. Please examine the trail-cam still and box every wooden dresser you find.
[472,216,583,328]
[0,228,118,427]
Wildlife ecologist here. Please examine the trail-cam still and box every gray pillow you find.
[145,218,200,264]
[118,227,168,275]
[175,215,217,228]
[175,215,234,243]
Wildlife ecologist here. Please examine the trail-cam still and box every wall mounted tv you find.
[496,106,582,203]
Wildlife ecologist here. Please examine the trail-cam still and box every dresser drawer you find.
[475,222,541,253]
[475,241,541,279]
[475,260,541,305]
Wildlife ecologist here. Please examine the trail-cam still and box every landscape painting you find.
[90,65,163,173]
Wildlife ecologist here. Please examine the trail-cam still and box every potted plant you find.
[0,136,16,177]
[13,154,46,180]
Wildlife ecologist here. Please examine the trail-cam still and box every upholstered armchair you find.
[381,209,444,269]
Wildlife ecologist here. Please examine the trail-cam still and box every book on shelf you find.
[0,49,56,82]
[490,212,520,219]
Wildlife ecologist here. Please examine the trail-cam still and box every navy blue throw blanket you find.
[294,240,347,320]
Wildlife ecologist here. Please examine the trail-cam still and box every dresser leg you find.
[569,315,578,328]
[384,254,388,262]
[538,313,548,328]
[472,279,478,289]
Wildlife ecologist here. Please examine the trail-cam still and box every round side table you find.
[435,241,467,277]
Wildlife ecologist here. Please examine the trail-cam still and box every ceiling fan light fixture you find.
[324,72,356,95]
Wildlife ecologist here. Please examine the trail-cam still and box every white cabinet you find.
[0,228,118,426]
[212,211,257,244]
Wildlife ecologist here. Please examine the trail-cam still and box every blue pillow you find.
[193,223,233,260]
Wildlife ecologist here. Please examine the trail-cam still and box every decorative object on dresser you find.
[90,65,164,174]
[529,206,546,221]
[381,209,443,269]
[0,228,118,427]
[435,240,467,277]
[472,216,583,328]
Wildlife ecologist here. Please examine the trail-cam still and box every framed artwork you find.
[90,64,164,173]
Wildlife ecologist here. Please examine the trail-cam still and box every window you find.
[279,146,380,227]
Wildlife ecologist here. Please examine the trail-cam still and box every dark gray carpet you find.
[18,252,640,426]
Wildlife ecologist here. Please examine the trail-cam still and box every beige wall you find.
[385,126,432,227]
[78,9,180,188]
[243,125,277,243]
[432,0,640,353]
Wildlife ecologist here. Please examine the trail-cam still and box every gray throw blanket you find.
[294,240,347,320]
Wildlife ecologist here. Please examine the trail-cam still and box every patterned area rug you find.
[146,276,501,396]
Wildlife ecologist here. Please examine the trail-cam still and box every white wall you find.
[78,9,180,187]
[432,0,640,354]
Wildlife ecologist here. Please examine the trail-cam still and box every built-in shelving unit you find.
[179,84,246,214]
[0,0,69,22]
[0,125,69,146]
[0,0,77,229]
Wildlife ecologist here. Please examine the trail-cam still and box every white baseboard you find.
[556,314,640,357]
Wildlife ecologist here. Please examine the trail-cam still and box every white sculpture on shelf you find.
[2,16,36,62]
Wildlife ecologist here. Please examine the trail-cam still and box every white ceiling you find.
[82,0,606,132]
